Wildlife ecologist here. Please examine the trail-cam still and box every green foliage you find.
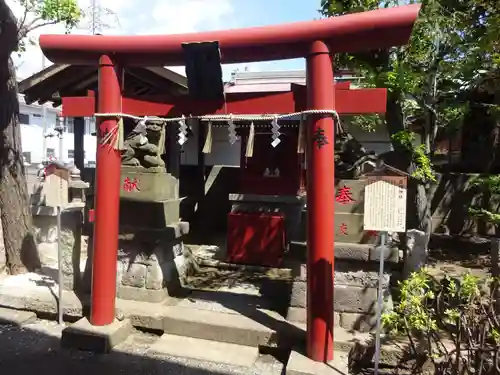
[468,175,500,225]
[468,208,500,225]
[14,0,81,50]
[320,0,500,168]
[382,268,500,373]
[343,114,383,132]
[392,130,436,182]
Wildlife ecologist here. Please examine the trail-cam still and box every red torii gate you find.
[60,82,387,117]
[39,4,420,362]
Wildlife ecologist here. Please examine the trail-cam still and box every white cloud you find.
[10,0,260,80]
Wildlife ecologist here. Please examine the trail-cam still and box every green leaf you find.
[15,0,81,44]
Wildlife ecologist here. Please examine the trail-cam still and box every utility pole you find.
[91,0,98,34]
[81,0,120,35]
[41,55,47,165]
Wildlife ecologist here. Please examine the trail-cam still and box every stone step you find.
[181,289,287,316]
[148,333,259,368]
[161,305,280,347]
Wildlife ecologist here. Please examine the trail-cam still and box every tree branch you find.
[17,1,29,34]
[18,19,59,40]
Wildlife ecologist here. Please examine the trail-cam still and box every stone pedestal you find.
[61,317,132,353]
[120,199,182,229]
[83,222,190,303]
[32,205,85,291]
[286,242,399,332]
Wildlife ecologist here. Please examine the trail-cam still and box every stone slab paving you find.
[0,318,277,375]
[148,334,259,367]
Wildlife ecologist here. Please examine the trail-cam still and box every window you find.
[86,117,96,135]
[19,113,30,124]
[65,118,74,134]
[32,113,42,118]
[67,149,74,159]
[56,115,63,129]
[46,148,55,159]
[22,152,31,164]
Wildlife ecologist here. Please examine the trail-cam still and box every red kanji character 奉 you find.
[339,223,348,235]
[123,177,140,192]
[366,230,378,237]
[336,185,355,204]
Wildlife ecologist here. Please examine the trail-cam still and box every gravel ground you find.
[0,319,283,375]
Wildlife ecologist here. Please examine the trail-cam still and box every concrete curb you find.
[0,307,37,326]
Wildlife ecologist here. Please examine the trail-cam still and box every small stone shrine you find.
[31,163,89,291]
[112,119,189,303]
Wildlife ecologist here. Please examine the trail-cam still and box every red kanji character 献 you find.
[366,230,378,238]
[123,177,140,192]
[339,223,348,235]
[336,185,355,205]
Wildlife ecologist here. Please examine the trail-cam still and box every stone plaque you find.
[334,179,377,244]
[335,179,366,214]
[120,166,178,202]
[363,176,407,233]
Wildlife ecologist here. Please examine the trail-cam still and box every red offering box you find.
[227,212,286,267]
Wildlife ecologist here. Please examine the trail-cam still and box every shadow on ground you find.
[0,321,252,375]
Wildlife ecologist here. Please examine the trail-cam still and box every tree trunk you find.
[0,1,41,274]
[0,57,41,275]
[385,92,432,244]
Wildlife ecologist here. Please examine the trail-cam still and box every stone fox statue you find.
[121,119,166,168]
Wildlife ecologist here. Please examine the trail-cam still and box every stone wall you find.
[430,172,495,235]
[286,242,399,332]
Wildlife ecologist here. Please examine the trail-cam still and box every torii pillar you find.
[39,4,420,362]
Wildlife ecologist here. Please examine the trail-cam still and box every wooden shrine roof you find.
[19,64,188,107]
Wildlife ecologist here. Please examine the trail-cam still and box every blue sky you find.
[11,0,323,79]
[223,0,320,73]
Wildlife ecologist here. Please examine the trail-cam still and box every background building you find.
[19,94,97,167]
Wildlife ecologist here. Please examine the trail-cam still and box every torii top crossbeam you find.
[38,4,420,363]
[40,5,420,66]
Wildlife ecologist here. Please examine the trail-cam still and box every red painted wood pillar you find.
[90,55,122,326]
[306,40,335,362]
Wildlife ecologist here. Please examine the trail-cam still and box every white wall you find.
[345,122,393,155]
[204,126,241,167]
[179,122,242,167]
